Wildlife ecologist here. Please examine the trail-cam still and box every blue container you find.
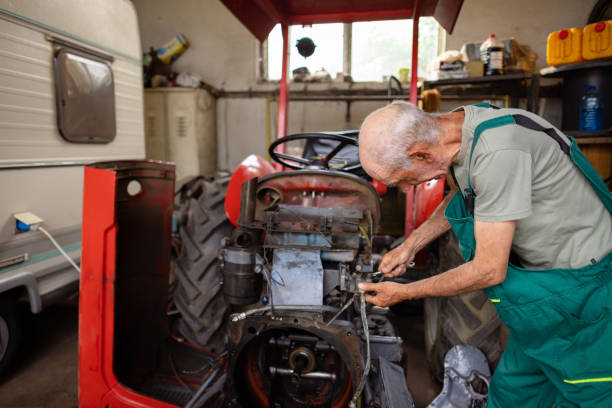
[579,85,603,131]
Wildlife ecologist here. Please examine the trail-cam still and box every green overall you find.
[444,105,612,407]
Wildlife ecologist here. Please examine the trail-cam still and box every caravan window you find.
[54,48,116,143]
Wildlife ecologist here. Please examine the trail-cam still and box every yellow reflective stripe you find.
[564,377,612,384]
[489,298,501,303]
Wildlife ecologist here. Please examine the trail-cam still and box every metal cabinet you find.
[144,88,217,181]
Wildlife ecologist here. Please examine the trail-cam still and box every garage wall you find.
[132,0,598,171]
[132,0,257,90]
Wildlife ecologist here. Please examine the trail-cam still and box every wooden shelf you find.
[565,129,612,144]
[423,73,530,87]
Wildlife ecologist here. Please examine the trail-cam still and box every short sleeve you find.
[471,149,532,222]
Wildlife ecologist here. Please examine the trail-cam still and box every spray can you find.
[157,33,190,65]
[480,34,504,75]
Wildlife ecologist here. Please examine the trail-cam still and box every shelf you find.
[540,59,612,77]
[423,72,531,87]
[565,128,612,144]
[565,129,612,139]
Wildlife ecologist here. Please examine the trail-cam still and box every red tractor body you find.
[225,154,445,267]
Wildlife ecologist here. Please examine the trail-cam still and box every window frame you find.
[262,20,444,83]
[53,46,116,143]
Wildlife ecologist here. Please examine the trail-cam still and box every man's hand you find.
[357,281,408,307]
[379,241,417,277]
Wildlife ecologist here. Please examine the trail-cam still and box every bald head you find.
[359,101,439,181]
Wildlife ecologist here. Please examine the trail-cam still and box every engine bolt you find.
[355,264,362,271]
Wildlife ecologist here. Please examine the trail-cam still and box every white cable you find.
[33,225,81,273]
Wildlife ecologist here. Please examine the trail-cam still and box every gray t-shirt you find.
[451,105,612,269]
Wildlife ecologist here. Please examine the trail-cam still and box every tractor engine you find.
[219,171,414,408]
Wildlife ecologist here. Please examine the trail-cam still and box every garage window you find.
[54,48,116,143]
[266,18,440,81]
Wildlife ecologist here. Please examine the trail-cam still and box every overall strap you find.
[472,102,501,109]
[465,114,571,210]
[465,114,572,268]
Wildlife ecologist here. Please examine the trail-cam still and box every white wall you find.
[133,0,599,170]
[132,0,257,90]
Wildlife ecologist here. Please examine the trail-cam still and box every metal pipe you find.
[269,366,337,381]
[410,0,422,105]
[326,296,354,326]
[219,92,505,101]
[238,177,257,225]
[230,305,340,322]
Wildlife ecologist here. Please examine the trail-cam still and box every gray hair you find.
[360,100,439,170]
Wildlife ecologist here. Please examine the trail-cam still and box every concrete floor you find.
[398,306,443,407]
[0,301,78,408]
[0,300,440,408]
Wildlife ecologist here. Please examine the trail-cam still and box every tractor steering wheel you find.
[269,133,361,171]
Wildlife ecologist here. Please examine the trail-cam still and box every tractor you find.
[78,1,504,406]
[174,131,418,407]
[79,130,502,407]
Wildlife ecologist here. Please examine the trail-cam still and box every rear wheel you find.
[172,176,234,353]
[0,296,21,378]
[424,231,507,380]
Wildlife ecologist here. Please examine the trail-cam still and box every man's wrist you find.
[404,232,425,254]
[398,281,419,301]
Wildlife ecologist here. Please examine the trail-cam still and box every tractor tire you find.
[424,231,508,381]
[0,296,21,378]
[172,176,234,353]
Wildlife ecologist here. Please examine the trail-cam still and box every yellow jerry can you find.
[547,27,583,66]
[582,20,612,61]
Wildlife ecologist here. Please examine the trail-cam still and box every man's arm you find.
[379,183,456,276]
[360,220,515,307]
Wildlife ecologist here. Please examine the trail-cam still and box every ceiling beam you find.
[288,9,414,25]
[253,0,289,25]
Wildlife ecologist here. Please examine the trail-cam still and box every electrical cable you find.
[325,296,354,326]
[184,365,223,408]
[32,225,81,273]
[169,351,194,397]
[349,292,371,408]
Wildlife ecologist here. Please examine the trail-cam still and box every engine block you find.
[219,175,414,408]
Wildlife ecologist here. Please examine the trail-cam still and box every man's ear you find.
[407,143,433,162]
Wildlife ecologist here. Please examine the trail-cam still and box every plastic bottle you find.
[480,34,504,76]
[579,85,603,131]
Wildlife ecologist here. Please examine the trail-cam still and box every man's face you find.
[382,164,446,189]
[361,144,448,189]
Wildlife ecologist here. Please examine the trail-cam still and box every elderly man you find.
[357,101,612,407]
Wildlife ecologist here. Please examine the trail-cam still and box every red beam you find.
[275,23,290,170]
[288,9,414,25]
[253,0,288,25]
[409,0,422,105]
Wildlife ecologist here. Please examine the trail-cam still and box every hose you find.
[33,225,81,273]
[184,365,223,408]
